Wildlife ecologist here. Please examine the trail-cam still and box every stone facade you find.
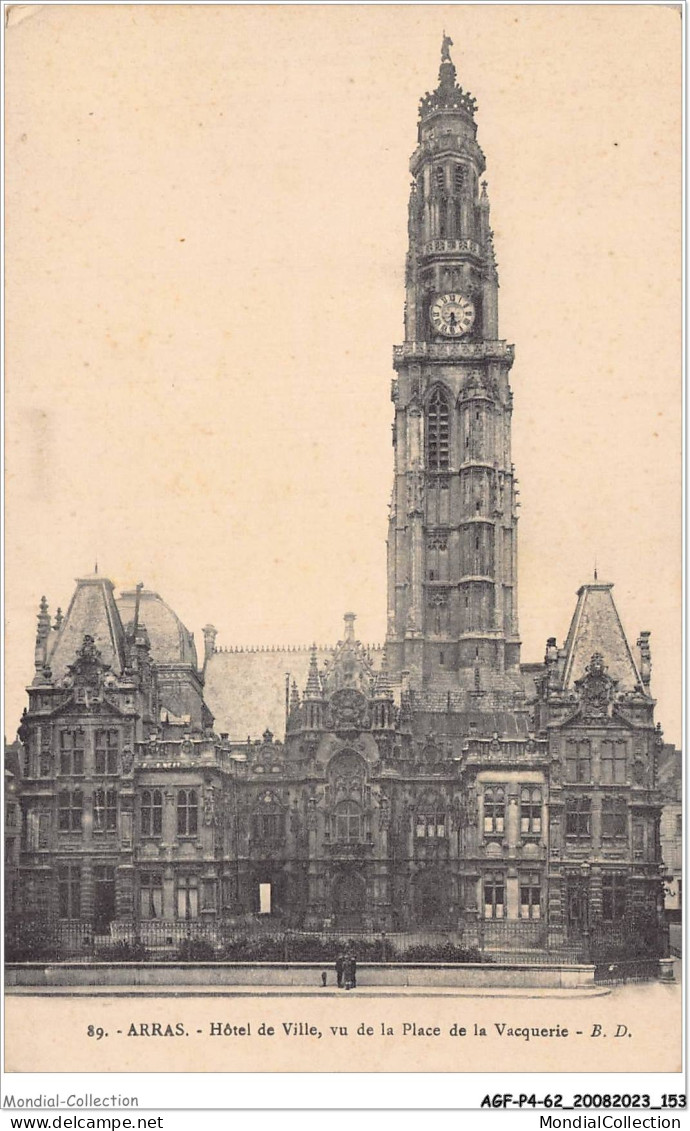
[8,41,672,952]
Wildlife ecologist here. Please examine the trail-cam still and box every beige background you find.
[4,980,683,1073]
[3,2,682,1080]
[5,3,681,744]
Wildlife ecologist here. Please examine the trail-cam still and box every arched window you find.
[141,789,162,837]
[177,789,198,837]
[483,787,505,835]
[427,387,450,470]
[252,794,286,843]
[334,800,362,843]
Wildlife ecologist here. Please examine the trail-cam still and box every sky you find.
[4,4,682,744]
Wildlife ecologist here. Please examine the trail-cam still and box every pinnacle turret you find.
[304,644,323,699]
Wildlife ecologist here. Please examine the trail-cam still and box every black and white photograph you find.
[3,0,683,1104]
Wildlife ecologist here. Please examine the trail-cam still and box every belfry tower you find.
[387,38,521,695]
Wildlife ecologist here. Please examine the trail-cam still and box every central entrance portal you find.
[333,871,366,929]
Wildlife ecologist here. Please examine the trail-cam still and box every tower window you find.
[454,165,465,192]
[435,165,445,190]
[426,387,450,470]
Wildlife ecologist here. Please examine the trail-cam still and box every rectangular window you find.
[483,787,505,836]
[38,811,51,849]
[520,787,542,836]
[633,821,645,859]
[58,862,81,919]
[484,872,505,919]
[253,812,285,841]
[602,873,627,921]
[675,813,682,837]
[520,872,541,919]
[141,790,163,837]
[565,741,591,783]
[416,812,446,838]
[176,876,199,920]
[94,864,116,929]
[93,789,117,833]
[177,790,198,837]
[259,882,272,915]
[202,879,217,912]
[59,730,84,776]
[140,873,163,919]
[601,740,627,784]
[565,795,591,839]
[95,729,119,775]
[602,796,627,839]
[58,790,83,833]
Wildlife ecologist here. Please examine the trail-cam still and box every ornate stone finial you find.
[53,607,64,631]
[34,596,52,671]
[304,644,322,699]
[344,612,356,642]
[202,624,218,662]
[637,631,652,688]
[290,679,300,711]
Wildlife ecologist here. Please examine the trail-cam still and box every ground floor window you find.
[202,879,217,912]
[94,864,116,929]
[519,872,541,919]
[259,882,272,915]
[176,875,199,919]
[602,873,627,921]
[484,872,505,919]
[140,873,163,919]
[58,863,81,919]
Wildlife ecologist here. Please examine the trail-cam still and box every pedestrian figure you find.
[335,952,345,988]
[343,953,355,990]
[350,953,357,988]
[321,970,328,987]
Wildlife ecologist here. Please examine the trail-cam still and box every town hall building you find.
[8,40,669,955]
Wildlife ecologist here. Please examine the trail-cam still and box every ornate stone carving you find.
[575,653,617,718]
[326,688,369,731]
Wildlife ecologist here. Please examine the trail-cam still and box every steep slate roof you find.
[47,575,127,680]
[117,589,198,668]
[204,645,383,741]
[561,582,642,692]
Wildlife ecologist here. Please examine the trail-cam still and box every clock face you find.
[430,293,475,337]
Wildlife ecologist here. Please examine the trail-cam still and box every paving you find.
[5,983,611,998]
